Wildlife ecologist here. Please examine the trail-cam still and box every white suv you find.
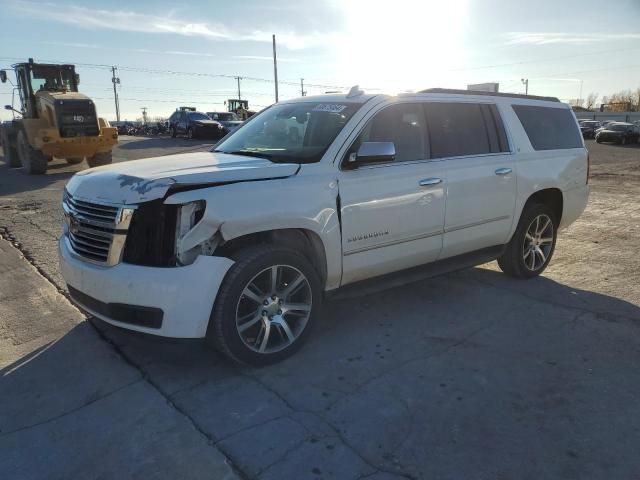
[60,88,589,365]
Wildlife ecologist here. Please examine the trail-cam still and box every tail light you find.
[586,152,590,184]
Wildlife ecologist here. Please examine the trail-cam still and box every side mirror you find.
[4,105,12,110]
[347,141,396,168]
[0,71,6,83]
[75,73,80,85]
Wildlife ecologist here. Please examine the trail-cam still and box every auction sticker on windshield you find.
[313,104,348,113]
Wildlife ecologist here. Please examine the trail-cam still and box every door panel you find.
[441,154,516,258]
[339,161,446,285]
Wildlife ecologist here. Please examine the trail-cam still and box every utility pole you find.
[111,66,120,122]
[141,107,148,124]
[272,34,279,103]
[521,78,529,95]
[235,76,242,100]
[300,78,306,97]
[579,79,584,107]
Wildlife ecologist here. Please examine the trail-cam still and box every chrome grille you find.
[63,190,135,265]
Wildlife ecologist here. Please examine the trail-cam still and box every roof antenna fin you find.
[346,85,364,98]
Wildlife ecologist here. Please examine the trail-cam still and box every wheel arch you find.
[216,228,329,289]
[524,188,564,225]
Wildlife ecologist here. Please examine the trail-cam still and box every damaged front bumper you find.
[59,236,234,338]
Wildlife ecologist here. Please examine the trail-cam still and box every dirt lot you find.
[1,137,640,479]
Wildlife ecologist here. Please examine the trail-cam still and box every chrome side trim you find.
[342,215,511,256]
[444,215,510,234]
[343,229,443,256]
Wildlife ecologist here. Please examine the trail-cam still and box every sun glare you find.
[337,0,469,92]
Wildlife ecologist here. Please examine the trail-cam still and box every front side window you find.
[214,102,360,164]
[425,102,494,159]
[353,103,427,162]
[512,105,583,150]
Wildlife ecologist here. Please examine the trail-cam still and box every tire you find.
[17,130,47,174]
[595,137,601,144]
[170,126,176,138]
[206,245,322,366]
[66,157,84,165]
[621,137,627,146]
[497,203,558,279]
[187,127,194,140]
[87,151,113,168]
[1,129,20,167]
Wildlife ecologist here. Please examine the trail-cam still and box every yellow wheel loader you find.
[0,58,117,174]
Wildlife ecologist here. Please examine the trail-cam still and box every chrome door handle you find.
[419,177,442,187]
[495,168,512,176]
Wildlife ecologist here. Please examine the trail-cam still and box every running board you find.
[327,245,505,302]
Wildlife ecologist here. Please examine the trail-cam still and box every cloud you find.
[505,32,640,45]
[11,1,337,50]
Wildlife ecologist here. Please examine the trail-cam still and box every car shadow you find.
[0,156,76,196]
[3,267,640,478]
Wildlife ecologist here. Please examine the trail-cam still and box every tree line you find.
[571,88,640,112]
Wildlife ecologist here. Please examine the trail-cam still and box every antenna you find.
[346,85,364,98]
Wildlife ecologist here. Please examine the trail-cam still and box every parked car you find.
[168,110,225,139]
[579,120,601,139]
[59,88,589,365]
[206,111,244,134]
[595,122,639,145]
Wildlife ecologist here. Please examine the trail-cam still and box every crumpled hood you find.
[65,151,299,205]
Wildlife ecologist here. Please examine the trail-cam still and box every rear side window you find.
[512,105,582,150]
[425,103,507,159]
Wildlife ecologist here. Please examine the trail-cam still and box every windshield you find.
[213,101,360,163]
[209,112,238,121]
[30,65,76,92]
[188,112,210,121]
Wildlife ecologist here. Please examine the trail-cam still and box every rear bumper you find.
[36,127,118,157]
[59,236,234,338]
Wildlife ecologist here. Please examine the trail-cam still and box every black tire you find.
[87,151,113,168]
[187,127,194,140]
[595,137,601,144]
[66,157,84,165]
[1,129,20,167]
[17,130,47,174]
[497,203,558,279]
[170,126,176,138]
[206,245,322,366]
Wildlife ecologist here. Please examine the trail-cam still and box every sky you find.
[1,0,639,121]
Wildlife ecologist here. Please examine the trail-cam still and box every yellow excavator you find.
[0,58,117,174]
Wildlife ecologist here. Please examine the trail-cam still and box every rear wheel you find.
[207,245,322,365]
[87,151,113,168]
[66,157,84,165]
[498,203,557,279]
[17,130,47,174]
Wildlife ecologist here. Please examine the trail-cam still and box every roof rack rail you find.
[418,88,560,103]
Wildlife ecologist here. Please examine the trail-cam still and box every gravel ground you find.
[1,137,640,479]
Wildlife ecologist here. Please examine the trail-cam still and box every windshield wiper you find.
[216,149,275,160]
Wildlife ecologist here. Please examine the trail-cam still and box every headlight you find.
[175,200,206,265]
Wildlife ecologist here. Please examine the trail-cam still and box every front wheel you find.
[87,151,113,168]
[66,157,84,165]
[498,204,557,279]
[207,246,322,365]
[17,130,47,174]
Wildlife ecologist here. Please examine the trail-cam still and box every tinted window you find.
[188,112,210,121]
[355,103,427,162]
[512,105,582,150]
[425,103,493,158]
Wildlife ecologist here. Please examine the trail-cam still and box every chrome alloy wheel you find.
[235,265,312,354]
[523,213,554,271]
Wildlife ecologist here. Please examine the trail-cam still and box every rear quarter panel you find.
[498,100,589,237]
